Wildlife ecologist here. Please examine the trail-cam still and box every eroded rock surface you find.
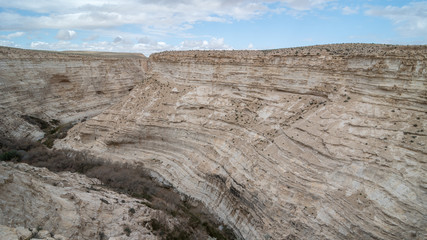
[0,161,164,240]
[58,44,427,239]
[0,47,147,140]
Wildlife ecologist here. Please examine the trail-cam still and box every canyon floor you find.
[0,44,426,240]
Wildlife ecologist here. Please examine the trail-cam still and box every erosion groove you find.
[55,44,427,239]
[0,44,426,239]
[0,161,162,239]
[0,138,237,240]
[0,46,147,140]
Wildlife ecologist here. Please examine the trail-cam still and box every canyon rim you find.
[0,44,426,240]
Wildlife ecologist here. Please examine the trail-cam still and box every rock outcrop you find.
[0,47,147,140]
[1,44,426,239]
[58,44,427,239]
[0,224,66,240]
[0,161,165,240]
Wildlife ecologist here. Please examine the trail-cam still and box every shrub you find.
[98,232,106,240]
[123,226,131,236]
[150,219,162,231]
[0,136,238,240]
[0,150,19,161]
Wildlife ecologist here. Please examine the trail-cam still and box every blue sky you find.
[0,0,426,55]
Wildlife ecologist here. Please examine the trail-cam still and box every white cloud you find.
[178,37,232,50]
[30,41,81,49]
[280,0,334,11]
[0,32,24,39]
[55,30,76,40]
[30,41,50,48]
[248,43,254,49]
[0,40,19,47]
[0,0,334,32]
[0,0,337,53]
[83,34,99,41]
[342,6,358,15]
[138,36,156,45]
[366,2,427,37]
[113,36,123,43]
[25,36,232,56]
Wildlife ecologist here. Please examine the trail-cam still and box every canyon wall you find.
[58,44,427,239]
[0,47,147,140]
[0,161,161,240]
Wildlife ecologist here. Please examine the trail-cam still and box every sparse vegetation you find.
[98,232,106,240]
[0,137,237,240]
[150,218,163,231]
[21,115,74,148]
[124,226,131,236]
[0,150,19,161]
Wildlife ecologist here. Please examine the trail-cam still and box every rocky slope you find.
[0,161,163,240]
[58,44,427,239]
[0,47,147,140]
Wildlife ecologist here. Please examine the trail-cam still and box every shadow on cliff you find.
[0,137,237,240]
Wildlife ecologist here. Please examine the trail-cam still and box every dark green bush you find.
[150,219,162,231]
[123,226,131,236]
[0,150,19,161]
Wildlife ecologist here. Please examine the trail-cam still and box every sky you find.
[0,0,426,56]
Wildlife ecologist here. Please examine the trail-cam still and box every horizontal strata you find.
[58,44,427,239]
[0,46,147,140]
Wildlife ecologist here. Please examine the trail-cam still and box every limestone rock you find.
[58,44,427,239]
[0,162,161,240]
[16,226,32,240]
[1,44,426,240]
[37,230,50,239]
[0,225,19,240]
[53,234,66,240]
[30,228,38,236]
[0,46,147,141]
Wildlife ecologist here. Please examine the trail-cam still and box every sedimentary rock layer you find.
[0,161,162,240]
[59,44,427,239]
[0,47,147,140]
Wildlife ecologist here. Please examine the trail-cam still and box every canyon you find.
[0,47,147,140]
[1,44,426,239]
[0,161,161,240]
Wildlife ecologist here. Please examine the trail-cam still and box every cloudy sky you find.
[0,0,426,55]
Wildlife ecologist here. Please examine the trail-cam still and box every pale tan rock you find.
[58,44,427,240]
[0,162,160,240]
[30,228,38,236]
[53,234,66,240]
[1,44,426,240]
[0,225,19,240]
[15,226,32,240]
[0,46,147,141]
[36,230,50,239]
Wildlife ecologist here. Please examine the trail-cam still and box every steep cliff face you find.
[0,47,147,140]
[0,161,163,240]
[58,44,427,239]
